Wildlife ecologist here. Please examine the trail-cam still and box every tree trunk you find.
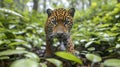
[43,0,46,13]
[0,0,4,7]
[14,0,25,11]
[88,0,91,6]
[104,0,108,4]
[118,0,120,3]
[70,0,76,8]
[81,0,84,10]
[33,0,39,11]
[71,0,74,7]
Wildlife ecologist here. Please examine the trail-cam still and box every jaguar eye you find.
[51,18,57,25]
[64,18,70,25]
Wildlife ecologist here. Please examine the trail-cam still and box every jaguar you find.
[45,8,75,57]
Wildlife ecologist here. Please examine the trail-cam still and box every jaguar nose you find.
[57,31,63,36]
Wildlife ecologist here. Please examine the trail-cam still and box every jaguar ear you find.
[68,8,75,17]
[47,9,52,17]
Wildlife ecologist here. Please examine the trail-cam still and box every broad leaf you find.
[40,63,47,67]
[103,59,120,67]
[0,56,9,60]
[24,52,40,62]
[0,50,28,56]
[86,54,102,63]
[85,41,93,48]
[55,51,83,64]
[46,58,63,67]
[10,59,39,67]
[0,8,23,17]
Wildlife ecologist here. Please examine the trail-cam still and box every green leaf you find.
[87,47,95,51]
[55,51,83,64]
[9,41,27,46]
[10,59,39,67]
[4,0,13,3]
[103,59,120,67]
[0,28,7,32]
[4,31,16,39]
[40,63,47,67]
[0,8,23,17]
[86,54,102,63]
[111,26,118,31]
[98,24,110,28]
[116,44,120,48]
[0,56,9,60]
[0,50,28,56]
[46,58,63,67]
[24,52,40,62]
[85,41,93,48]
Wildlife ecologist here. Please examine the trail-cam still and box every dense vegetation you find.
[0,0,120,67]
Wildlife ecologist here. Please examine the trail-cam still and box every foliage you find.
[0,0,120,67]
[72,2,120,66]
[0,49,28,56]
[103,59,120,67]
[55,51,83,64]
[46,58,63,67]
[86,54,102,63]
[10,59,39,67]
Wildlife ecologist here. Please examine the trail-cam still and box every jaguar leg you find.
[45,36,54,57]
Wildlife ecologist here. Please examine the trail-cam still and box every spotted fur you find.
[45,8,75,57]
